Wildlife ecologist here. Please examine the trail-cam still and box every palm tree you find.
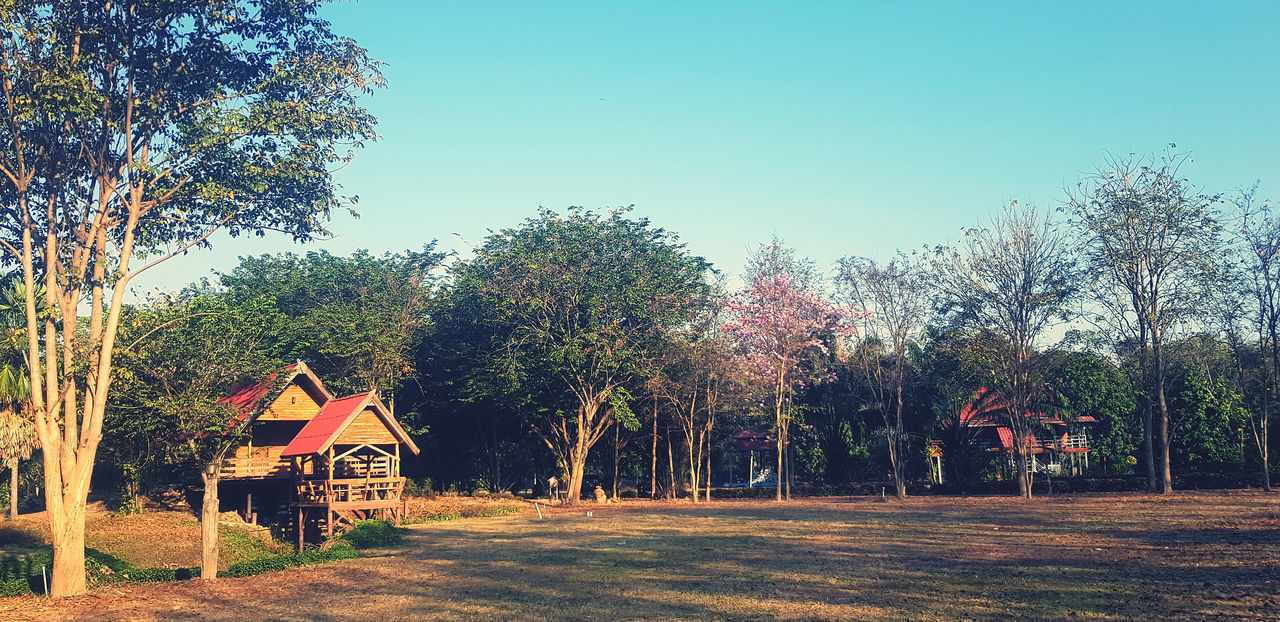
[0,282,36,518]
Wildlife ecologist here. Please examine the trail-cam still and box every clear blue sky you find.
[133,0,1280,296]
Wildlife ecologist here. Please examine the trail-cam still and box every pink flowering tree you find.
[723,240,852,501]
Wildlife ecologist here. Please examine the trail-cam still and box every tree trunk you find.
[687,425,700,503]
[887,436,905,500]
[775,423,784,502]
[665,427,676,500]
[612,423,620,500]
[8,459,17,519]
[1155,341,1173,494]
[1016,450,1031,499]
[703,442,712,501]
[1263,449,1272,492]
[650,398,658,500]
[564,446,587,505]
[200,466,221,579]
[1141,396,1156,492]
[49,499,87,596]
[891,383,908,499]
[778,427,788,501]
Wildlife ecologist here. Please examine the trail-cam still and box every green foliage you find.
[1050,351,1138,474]
[107,293,289,478]
[434,206,713,495]
[0,538,363,596]
[339,519,405,549]
[219,525,289,562]
[1167,364,1246,470]
[218,247,445,397]
[219,546,357,579]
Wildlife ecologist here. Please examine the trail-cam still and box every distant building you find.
[930,388,1095,483]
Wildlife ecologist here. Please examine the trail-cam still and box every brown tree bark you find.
[1155,340,1173,494]
[650,398,658,500]
[200,466,221,579]
[8,459,17,519]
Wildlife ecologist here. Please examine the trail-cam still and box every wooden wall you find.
[334,407,397,445]
[259,384,322,421]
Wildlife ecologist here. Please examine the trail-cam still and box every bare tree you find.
[836,252,932,499]
[933,203,1076,498]
[1230,186,1276,491]
[1068,151,1221,494]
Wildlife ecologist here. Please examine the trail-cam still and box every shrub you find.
[219,546,357,578]
[339,519,404,549]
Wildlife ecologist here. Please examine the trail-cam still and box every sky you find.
[133,0,1280,297]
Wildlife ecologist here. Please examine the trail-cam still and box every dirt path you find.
[4,493,1279,621]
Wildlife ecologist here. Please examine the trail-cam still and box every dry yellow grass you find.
[4,492,1280,621]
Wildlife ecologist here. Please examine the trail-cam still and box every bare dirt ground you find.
[3,492,1279,621]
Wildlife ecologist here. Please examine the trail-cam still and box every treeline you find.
[54,150,1275,509]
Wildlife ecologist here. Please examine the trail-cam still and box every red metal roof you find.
[217,362,332,423]
[280,392,420,457]
[218,365,293,417]
[731,429,774,452]
[959,388,1098,427]
[996,427,1014,450]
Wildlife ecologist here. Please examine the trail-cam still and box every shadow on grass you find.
[47,495,1280,621]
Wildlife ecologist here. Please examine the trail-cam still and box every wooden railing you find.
[332,455,397,479]
[1043,433,1089,451]
[220,456,292,479]
[296,476,405,505]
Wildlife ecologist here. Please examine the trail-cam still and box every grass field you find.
[3,492,1279,621]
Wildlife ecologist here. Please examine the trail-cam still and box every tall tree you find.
[445,207,712,505]
[0,281,34,518]
[111,294,287,578]
[836,252,931,499]
[933,203,1076,498]
[653,303,735,502]
[1230,186,1277,491]
[0,2,381,594]
[1068,151,1221,494]
[1048,351,1137,474]
[218,247,444,402]
[919,327,1002,490]
[724,239,849,501]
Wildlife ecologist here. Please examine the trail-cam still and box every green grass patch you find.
[219,543,357,578]
[219,524,289,563]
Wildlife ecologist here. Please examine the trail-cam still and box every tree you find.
[1049,351,1137,474]
[218,247,444,403]
[0,389,35,519]
[0,282,34,518]
[933,203,1076,498]
[1229,186,1277,490]
[723,239,849,501]
[1068,150,1221,493]
[445,207,712,505]
[112,293,287,579]
[652,303,735,502]
[836,252,931,499]
[0,2,381,594]
[1165,362,1245,471]
[919,327,1002,490]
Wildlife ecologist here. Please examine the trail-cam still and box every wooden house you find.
[932,388,1095,480]
[217,362,420,547]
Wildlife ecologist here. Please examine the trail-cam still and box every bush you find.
[403,477,434,497]
[339,519,404,549]
[219,545,357,578]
